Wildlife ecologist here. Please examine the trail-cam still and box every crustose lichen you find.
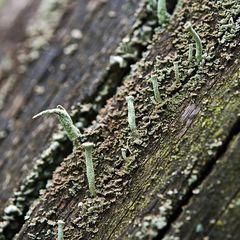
[188,43,194,63]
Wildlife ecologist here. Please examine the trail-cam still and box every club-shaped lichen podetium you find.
[173,61,180,82]
[157,0,170,24]
[126,96,138,136]
[150,76,161,104]
[185,22,203,63]
[82,142,97,197]
[57,220,64,240]
[33,105,81,146]
[188,43,193,63]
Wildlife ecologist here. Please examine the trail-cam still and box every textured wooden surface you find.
[0,0,239,240]
[0,0,141,238]
[0,0,139,208]
[163,133,240,240]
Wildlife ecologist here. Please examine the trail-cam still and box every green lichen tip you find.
[126,95,134,101]
[33,105,82,144]
[184,21,203,63]
[184,21,192,30]
[58,220,64,225]
[82,142,94,149]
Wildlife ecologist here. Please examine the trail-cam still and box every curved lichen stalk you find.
[157,0,170,24]
[33,105,81,145]
[185,21,203,63]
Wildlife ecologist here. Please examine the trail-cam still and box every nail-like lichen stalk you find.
[57,220,64,240]
[121,148,127,160]
[173,61,180,82]
[151,77,161,103]
[33,105,81,145]
[188,43,193,63]
[185,22,203,63]
[157,0,169,24]
[126,96,138,135]
[82,142,96,197]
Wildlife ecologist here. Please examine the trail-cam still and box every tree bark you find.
[0,0,239,240]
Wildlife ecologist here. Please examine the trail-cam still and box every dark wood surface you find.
[0,0,139,209]
[162,133,240,240]
[0,0,239,239]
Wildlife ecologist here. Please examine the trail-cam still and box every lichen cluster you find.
[20,0,240,239]
[0,0,162,238]
[1,0,240,239]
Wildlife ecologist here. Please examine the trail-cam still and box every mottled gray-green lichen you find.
[13,0,240,239]
[0,0,163,239]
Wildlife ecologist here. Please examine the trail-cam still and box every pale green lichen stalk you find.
[33,105,81,145]
[57,220,64,240]
[150,76,161,104]
[82,142,97,197]
[185,22,203,63]
[126,96,138,135]
[173,61,180,82]
[188,43,193,63]
[157,0,170,24]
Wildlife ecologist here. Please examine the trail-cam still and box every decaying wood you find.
[0,0,143,238]
[0,0,239,240]
[0,0,140,210]
[163,132,240,240]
